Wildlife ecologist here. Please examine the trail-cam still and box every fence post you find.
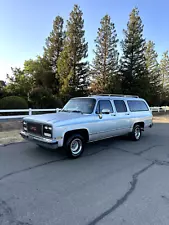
[29,108,32,116]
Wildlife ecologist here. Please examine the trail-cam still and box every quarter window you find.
[96,100,113,114]
[114,100,127,113]
[127,100,149,112]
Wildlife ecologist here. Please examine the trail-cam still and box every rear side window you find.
[127,100,149,112]
[114,100,127,113]
[96,100,113,114]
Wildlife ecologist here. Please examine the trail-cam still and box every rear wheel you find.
[130,124,142,141]
[64,134,84,159]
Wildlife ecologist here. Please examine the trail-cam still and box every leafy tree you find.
[145,41,161,105]
[5,68,34,99]
[91,14,119,94]
[24,57,55,91]
[160,51,169,100]
[0,80,5,87]
[28,87,63,108]
[120,8,150,99]
[24,16,64,94]
[58,4,89,99]
[0,80,6,98]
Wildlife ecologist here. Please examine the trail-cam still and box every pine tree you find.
[44,16,64,72]
[145,41,161,105]
[43,16,64,92]
[120,8,149,98]
[57,4,88,99]
[91,14,119,94]
[160,51,169,97]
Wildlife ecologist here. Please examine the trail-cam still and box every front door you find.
[90,100,117,141]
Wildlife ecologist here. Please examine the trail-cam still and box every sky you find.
[0,0,169,81]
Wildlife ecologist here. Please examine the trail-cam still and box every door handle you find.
[111,114,116,116]
[125,113,130,115]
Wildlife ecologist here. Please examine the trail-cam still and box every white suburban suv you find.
[20,94,153,158]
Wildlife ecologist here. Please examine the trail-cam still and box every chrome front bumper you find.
[20,131,58,149]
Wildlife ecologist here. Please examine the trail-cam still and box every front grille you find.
[27,122,42,136]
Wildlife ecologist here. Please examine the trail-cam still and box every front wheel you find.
[130,124,142,141]
[64,134,84,159]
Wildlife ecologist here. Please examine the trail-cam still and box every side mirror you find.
[102,109,110,114]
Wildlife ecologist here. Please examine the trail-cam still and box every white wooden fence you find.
[150,106,169,112]
[0,106,169,120]
[0,108,60,120]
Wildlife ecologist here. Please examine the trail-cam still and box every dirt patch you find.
[153,116,169,123]
[0,120,22,132]
[153,113,169,123]
[0,120,23,145]
[0,130,23,145]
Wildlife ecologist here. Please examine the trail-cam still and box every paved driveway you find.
[0,122,169,225]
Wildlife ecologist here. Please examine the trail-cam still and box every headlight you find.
[23,121,27,131]
[43,125,52,138]
[44,126,52,130]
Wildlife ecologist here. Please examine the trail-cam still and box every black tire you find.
[130,124,142,141]
[64,134,85,159]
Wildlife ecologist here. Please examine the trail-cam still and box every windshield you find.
[63,98,96,114]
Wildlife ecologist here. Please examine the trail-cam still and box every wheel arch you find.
[133,122,145,131]
[63,128,89,145]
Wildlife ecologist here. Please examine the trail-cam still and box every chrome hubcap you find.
[135,127,141,139]
[70,138,82,155]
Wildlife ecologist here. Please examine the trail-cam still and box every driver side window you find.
[95,100,113,114]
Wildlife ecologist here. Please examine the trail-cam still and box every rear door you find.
[113,100,131,135]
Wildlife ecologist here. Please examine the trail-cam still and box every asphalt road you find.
[0,122,169,225]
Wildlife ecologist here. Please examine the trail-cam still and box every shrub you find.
[0,96,28,109]
[28,87,63,108]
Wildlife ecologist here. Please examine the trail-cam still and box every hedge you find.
[0,96,28,109]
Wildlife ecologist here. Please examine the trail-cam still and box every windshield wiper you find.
[61,109,82,114]
[71,110,83,114]
[61,109,70,112]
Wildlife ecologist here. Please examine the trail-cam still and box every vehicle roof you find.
[72,95,145,101]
